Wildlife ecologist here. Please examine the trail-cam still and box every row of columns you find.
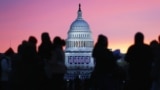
[66,41,93,48]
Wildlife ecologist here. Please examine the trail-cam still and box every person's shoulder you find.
[106,48,113,54]
[143,43,150,46]
[127,44,135,50]
[143,43,152,49]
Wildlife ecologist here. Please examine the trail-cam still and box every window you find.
[68,56,90,64]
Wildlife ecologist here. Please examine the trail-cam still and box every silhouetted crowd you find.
[0,32,160,90]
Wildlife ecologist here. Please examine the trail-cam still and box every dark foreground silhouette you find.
[125,32,154,90]
[0,32,160,90]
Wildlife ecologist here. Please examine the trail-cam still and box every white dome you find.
[68,4,91,33]
[71,19,89,28]
[69,19,90,32]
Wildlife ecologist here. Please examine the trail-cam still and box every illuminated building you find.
[65,4,94,80]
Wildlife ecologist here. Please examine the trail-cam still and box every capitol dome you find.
[65,4,94,80]
[68,4,91,33]
[65,4,93,51]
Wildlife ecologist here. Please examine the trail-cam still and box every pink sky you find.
[0,0,160,53]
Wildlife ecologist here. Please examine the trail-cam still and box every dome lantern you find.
[77,3,82,19]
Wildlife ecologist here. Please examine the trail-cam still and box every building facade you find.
[65,4,94,80]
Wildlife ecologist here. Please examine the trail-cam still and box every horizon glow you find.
[0,0,160,53]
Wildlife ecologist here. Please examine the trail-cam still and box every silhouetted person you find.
[10,41,25,90]
[12,40,40,90]
[49,36,66,90]
[150,40,160,90]
[125,32,153,90]
[28,36,47,90]
[38,32,52,61]
[28,36,37,52]
[90,34,118,90]
[38,32,52,89]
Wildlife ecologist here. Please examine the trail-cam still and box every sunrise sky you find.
[0,0,160,53]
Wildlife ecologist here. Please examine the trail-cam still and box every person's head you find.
[41,32,51,43]
[150,40,158,48]
[53,36,65,47]
[17,40,27,55]
[134,32,144,45]
[28,36,37,45]
[28,36,38,52]
[97,34,108,48]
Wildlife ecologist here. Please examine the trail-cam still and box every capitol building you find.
[64,4,94,80]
